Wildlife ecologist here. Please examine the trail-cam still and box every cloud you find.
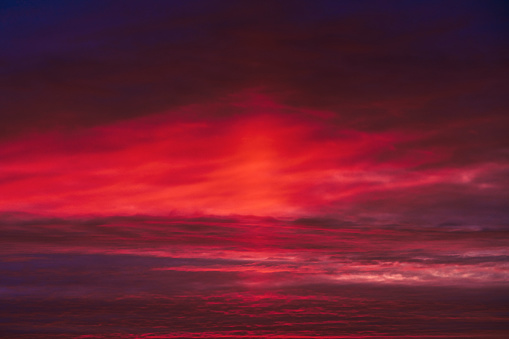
[1,0,507,139]
[1,214,508,289]
[1,1,508,336]
[0,92,507,220]
[1,0,507,221]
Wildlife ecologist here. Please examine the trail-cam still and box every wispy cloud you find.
[1,92,507,222]
[2,214,508,289]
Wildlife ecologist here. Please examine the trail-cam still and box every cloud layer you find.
[1,0,508,337]
[2,214,508,287]
[1,92,508,224]
[1,214,509,337]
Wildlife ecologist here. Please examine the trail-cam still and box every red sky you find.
[1,0,508,338]
[2,90,507,224]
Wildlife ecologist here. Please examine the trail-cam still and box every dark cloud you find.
[1,283,508,337]
[336,179,509,227]
[1,214,508,336]
[1,0,507,139]
[1,214,508,284]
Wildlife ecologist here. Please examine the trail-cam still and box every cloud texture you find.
[1,0,508,337]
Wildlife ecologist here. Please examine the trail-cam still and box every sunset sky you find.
[1,1,508,338]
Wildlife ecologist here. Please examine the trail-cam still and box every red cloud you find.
[4,91,503,220]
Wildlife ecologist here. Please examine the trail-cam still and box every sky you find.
[1,0,508,338]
